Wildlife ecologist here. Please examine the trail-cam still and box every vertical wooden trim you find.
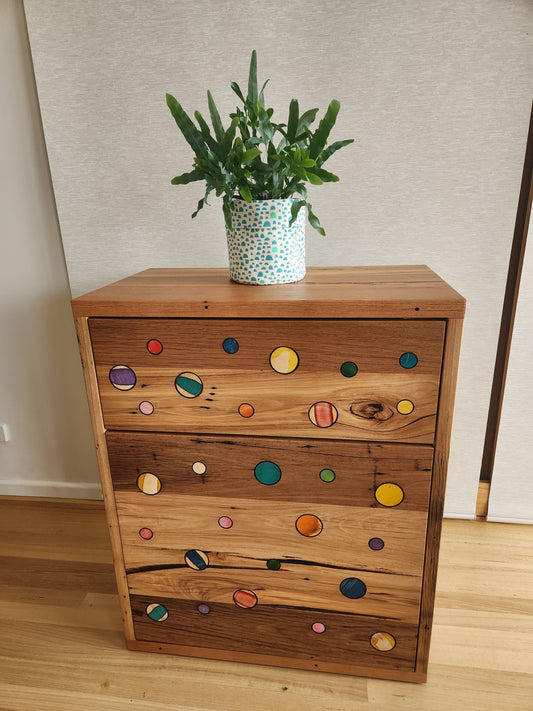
[475,481,490,520]
[480,102,533,483]
[415,317,464,677]
[74,316,135,642]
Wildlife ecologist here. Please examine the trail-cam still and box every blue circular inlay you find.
[340,577,367,599]
[223,338,239,354]
[399,352,418,369]
[254,461,282,485]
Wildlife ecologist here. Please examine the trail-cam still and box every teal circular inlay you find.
[266,559,281,570]
[146,603,168,621]
[340,361,358,377]
[340,577,367,599]
[175,372,203,398]
[399,352,418,369]
[254,461,282,485]
[320,468,336,483]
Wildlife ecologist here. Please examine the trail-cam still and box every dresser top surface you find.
[71,265,465,319]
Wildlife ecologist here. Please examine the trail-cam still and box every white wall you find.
[21,0,533,516]
[489,217,533,523]
[0,0,100,498]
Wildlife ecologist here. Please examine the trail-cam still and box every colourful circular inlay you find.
[139,400,154,415]
[266,559,281,570]
[308,402,338,428]
[175,372,203,398]
[238,403,254,418]
[320,468,336,483]
[296,514,323,537]
[185,549,209,570]
[369,537,385,551]
[147,339,163,355]
[370,632,396,651]
[375,483,404,507]
[399,352,418,369]
[192,461,206,475]
[340,577,367,599]
[197,603,210,615]
[223,338,239,354]
[254,461,281,485]
[269,346,299,374]
[109,365,136,391]
[233,589,258,608]
[218,516,233,529]
[139,527,153,540]
[340,361,358,377]
[397,399,414,415]
[136,472,161,496]
[312,622,326,634]
[146,603,168,621]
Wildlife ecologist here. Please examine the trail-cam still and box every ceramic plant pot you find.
[226,198,305,285]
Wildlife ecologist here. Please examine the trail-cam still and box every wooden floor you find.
[1,497,532,711]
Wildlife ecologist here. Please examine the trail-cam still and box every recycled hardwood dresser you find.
[72,266,465,682]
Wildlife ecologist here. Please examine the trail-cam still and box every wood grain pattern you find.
[415,318,464,677]
[73,317,135,641]
[71,265,466,319]
[130,594,419,671]
[91,318,445,443]
[106,431,433,510]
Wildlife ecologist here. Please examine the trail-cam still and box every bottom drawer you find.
[106,431,433,674]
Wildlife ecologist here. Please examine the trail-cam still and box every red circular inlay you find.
[233,589,258,608]
[139,527,153,540]
[147,339,163,355]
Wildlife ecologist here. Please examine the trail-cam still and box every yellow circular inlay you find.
[375,483,404,507]
[397,399,414,415]
[269,346,299,374]
[370,632,396,651]
[136,472,161,495]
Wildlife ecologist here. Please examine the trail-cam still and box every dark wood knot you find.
[350,401,394,421]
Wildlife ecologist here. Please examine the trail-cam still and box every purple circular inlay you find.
[197,603,210,615]
[109,366,136,386]
[369,537,385,551]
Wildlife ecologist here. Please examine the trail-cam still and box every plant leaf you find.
[307,202,326,236]
[171,168,203,185]
[308,99,340,159]
[242,147,261,163]
[207,90,225,143]
[311,167,339,182]
[306,170,323,185]
[248,50,258,106]
[287,99,299,142]
[289,199,306,226]
[194,110,222,156]
[297,108,319,132]
[230,81,245,102]
[166,93,208,159]
[238,182,252,202]
[316,138,354,166]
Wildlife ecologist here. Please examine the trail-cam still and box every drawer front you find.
[107,431,433,671]
[91,318,445,444]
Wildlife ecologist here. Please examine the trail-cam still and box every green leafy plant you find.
[166,50,353,235]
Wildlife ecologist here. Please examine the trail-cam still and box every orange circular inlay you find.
[295,514,323,537]
[238,403,254,418]
[233,589,258,608]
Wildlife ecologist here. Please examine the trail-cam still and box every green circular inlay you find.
[320,468,336,483]
[340,361,358,377]
[254,461,282,485]
[266,559,281,570]
[175,372,203,397]
[399,352,418,369]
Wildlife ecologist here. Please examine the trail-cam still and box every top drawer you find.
[89,318,445,443]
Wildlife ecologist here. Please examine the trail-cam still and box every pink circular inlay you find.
[218,516,233,529]
[139,401,154,415]
[312,622,326,634]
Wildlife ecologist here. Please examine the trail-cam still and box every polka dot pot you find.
[226,198,306,285]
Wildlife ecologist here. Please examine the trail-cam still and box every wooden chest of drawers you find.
[72,266,465,682]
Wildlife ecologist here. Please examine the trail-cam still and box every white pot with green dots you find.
[226,198,306,285]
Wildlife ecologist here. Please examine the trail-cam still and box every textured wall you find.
[24,0,533,516]
[0,0,100,498]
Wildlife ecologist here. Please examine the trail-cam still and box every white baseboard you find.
[487,515,533,525]
[0,480,103,499]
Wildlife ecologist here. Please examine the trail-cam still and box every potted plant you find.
[166,50,353,284]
